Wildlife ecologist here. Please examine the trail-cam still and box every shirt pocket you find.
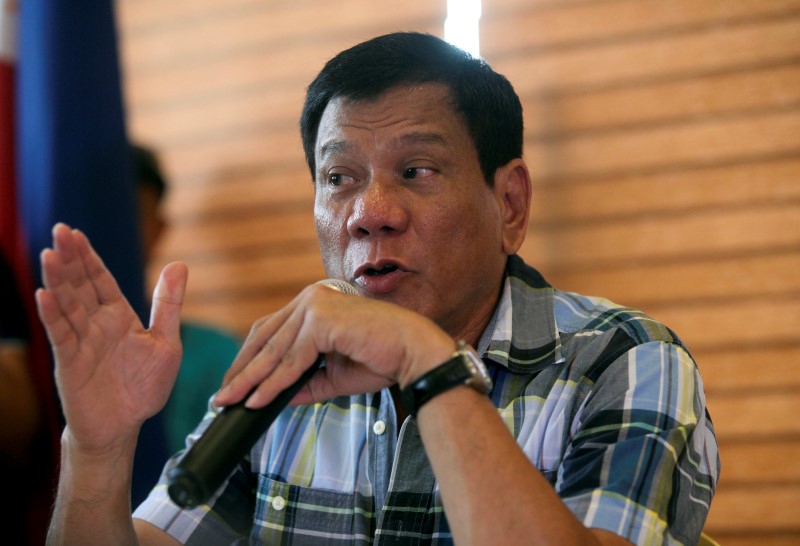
[252,475,374,545]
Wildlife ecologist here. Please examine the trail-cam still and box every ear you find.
[492,158,531,255]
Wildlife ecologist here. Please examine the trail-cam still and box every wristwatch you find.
[400,340,493,416]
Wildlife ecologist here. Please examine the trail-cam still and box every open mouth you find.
[365,264,399,277]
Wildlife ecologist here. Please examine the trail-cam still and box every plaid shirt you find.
[134,255,719,545]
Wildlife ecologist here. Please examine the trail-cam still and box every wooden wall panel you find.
[700,345,800,392]
[117,0,800,542]
[492,18,800,94]
[478,0,800,542]
[525,110,800,180]
[481,0,800,55]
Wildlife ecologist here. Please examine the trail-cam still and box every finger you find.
[35,287,78,363]
[51,225,102,312]
[216,304,310,407]
[292,365,334,406]
[149,262,188,345]
[44,225,115,326]
[40,247,91,340]
[243,339,320,409]
[222,282,343,389]
[295,353,391,406]
[49,223,79,269]
[219,304,294,390]
[71,228,127,308]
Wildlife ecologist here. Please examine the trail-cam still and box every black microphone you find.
[167,279,358,508]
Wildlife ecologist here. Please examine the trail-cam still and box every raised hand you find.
[35,223,188,453]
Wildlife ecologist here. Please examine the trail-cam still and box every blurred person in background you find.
[0,252,60,546]
[133,144,241,455]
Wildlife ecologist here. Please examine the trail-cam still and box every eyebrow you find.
[318,139,352,160]
[319,131,448,160]
[397,131,448,148]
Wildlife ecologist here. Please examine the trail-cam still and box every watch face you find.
[462,344,492,394]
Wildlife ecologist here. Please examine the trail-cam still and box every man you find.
[38,32,718,545]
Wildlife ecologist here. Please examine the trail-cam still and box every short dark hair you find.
[132,144,166,199]
[300,32,523,185]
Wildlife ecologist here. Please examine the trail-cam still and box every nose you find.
[346,176,409,238]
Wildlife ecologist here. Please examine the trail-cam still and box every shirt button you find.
[373,420,386,435]
[272,495,286,511]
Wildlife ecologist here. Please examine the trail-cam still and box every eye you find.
[403,166,435,180]
[327,172,355,187]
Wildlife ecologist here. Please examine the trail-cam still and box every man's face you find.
[313,84,509,341]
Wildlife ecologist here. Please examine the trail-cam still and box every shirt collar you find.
[478,255,564,374]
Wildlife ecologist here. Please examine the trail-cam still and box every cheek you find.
[314,206,344,271]
[314,201,339,238]
[435,194,500,246]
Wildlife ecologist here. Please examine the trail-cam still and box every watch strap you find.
[401,354,471,416]
[400,342,490,416]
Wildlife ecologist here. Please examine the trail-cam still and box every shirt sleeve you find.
[556,339,720,546]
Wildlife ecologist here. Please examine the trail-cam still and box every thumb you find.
[149,262,188,342]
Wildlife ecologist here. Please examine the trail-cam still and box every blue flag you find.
[17,0,167,506]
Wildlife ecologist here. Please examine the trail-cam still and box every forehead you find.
[314,84,471,157]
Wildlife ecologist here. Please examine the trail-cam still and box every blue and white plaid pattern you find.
[134,255,719,545]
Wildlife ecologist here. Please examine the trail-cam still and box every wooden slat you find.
[180,291,302,334]
[650,298,799,351]
[162,166,314,221]
[117,0,260,31]
[547,252,800,310]
[696,344,800,393]
[481,0,800,57]
[490,17,800,95]
[121,0,446,71]
[157,131,309,187]
[527,63,800,138]
[156,209,316,261]
[704,483,800,532]
[531,157,800,224]
[124,18,444,108]
[521,203,800,268]
[525,109,800,181]
[128,86,305,149]
[168,252,328,298]
[125,38,335,107]
[708,390,800,440]
[714,439,800,485]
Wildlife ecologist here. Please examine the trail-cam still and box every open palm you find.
[36,224,187,452]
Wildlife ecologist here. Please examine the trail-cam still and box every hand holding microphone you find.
[166,276,455,508]
[167,279,358,508]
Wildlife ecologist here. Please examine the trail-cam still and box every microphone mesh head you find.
[317,278,359,296]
